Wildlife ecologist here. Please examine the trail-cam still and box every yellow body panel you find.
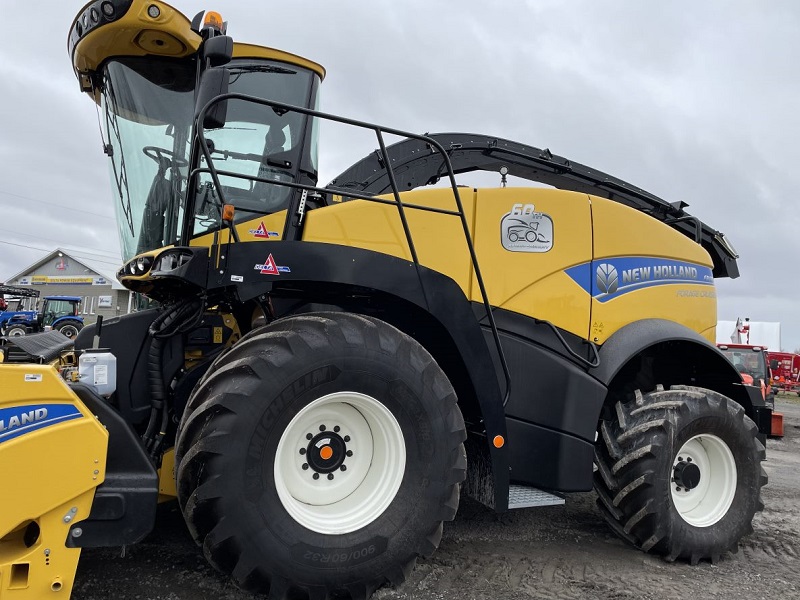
[190,210,288,249]
[589,198,716,343]
[158,448,177,501]
[303,187,716,344]
[470,188,593,338]
[303,187,594,338]
[0,366,108,598]
[592,199,712,264]
[303,190,477,294]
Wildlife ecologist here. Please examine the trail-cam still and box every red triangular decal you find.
[260,254,279,275]
[253,222,268,237]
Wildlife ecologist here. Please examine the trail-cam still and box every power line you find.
[0,227,115,256]
[58,247,122,262]
[0,241,121,265]
[0,189,115,221]
[0,239,52,253]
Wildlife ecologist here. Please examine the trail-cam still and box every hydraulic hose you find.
[142,297,205,457]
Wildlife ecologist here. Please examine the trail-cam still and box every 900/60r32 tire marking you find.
[175,312,467,599]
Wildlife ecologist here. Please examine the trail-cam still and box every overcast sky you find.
[2,1,799,349]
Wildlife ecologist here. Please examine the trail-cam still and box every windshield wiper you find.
[228,65,297,75]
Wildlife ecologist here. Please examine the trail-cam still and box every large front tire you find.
[175,312,466,598]
[594,385,766,564]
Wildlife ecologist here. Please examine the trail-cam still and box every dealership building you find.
[3,248,132,324]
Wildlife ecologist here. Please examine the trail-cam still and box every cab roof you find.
[69,0,325,97]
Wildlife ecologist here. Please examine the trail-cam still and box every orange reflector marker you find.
[204,11,224,30]
[493,435,505,448]
[320,446,333,460]
[222,204,235,221]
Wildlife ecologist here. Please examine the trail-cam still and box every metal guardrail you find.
[192,93,512,406]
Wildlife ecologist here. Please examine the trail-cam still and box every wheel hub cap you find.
[673,459,701,490]
[305,430,348,474]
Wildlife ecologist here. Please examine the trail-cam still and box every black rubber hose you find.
[143,298,205,453]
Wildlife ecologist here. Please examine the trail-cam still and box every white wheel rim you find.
[274,391,406,534]
[8,328,24,337]
[670,434,736,527]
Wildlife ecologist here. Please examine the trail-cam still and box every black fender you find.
[52,316,84,329]
[594,318,769,432]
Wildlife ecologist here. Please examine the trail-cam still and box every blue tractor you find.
[0,285,84,340]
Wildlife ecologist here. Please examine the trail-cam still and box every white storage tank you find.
[79,348,117,397]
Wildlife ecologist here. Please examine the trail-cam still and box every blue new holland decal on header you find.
[565,257,713,303]
[0,404,83,444]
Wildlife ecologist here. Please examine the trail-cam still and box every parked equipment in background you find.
[0,293,84,340]
[0,284,41,331]
[717,343,783,437]
[767,351,800,395]
[0,3,771,599]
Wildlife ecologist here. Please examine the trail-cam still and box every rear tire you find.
[56,319,83,340]
[594,385,766,564]
[175,312,466,598]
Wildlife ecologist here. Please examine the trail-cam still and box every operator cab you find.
[69,3,324,262]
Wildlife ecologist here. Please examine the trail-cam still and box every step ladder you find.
[508,484,565,509]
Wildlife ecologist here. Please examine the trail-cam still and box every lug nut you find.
[346,450,353,457]
[334,426,341,432]
[340,465,347,471]
[319,424,326,431]
[344,435,351,442]
[687,457,692,462]
[313,473,320,480]
[306,433,313,440]
[299,448,306,455]
[327,473,334,480]
[302,463,309,470]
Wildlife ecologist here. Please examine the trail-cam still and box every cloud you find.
[2,0,797,348]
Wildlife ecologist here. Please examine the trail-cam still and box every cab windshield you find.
[101,57,195,261]
[101,57,318,260]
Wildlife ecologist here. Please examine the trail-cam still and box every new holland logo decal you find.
[565,257,713,303]
[255,254,291,275]
[248,222,279,238]
[0,403,83,444]
[595,263,619,294]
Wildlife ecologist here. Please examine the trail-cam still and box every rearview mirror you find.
[203,35,233,66]
[196,67,229,130]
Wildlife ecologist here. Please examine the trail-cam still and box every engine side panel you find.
[584,198,717,344]
[303,187,594,340]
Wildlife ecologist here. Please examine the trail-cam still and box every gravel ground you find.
[73,397,800,600]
